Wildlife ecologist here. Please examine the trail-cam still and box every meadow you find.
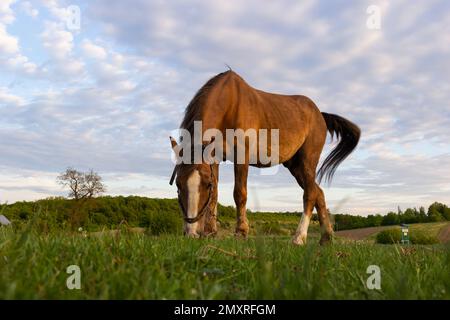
[1,197,449,300]
[1,225,449,300]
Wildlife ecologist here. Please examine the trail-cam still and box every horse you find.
[169,70,360,245]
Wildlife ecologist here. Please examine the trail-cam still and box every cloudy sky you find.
[1,0,449,215]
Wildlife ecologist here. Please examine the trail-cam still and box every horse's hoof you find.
[292,236,306,246]
[319,238,332,246]
[235,224,249,239]
[234,232,248,239]
[319,233,333,246]
[185,232,200,238]
[234,229,249,239]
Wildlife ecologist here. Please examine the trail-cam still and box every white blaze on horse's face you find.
[185,169,201,237]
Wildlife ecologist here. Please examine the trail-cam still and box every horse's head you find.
[169,137,218,237]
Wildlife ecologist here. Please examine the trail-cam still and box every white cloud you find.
[81,39,107,60]
[0,0,39,75]
[0,25,19,54]
[0,87,25,106]
[40,21,74,59]
[41,0,70,22]
[39,20,85,77]
[20,1,39,18]
[0,0,16,24]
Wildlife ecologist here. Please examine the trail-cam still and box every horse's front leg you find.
[203,164,219,237]
[233,163,249,237]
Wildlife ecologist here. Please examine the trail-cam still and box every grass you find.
[409,221,449,235]
[1,225,449,300]
[220,213,320,237]
[364,222,449,241]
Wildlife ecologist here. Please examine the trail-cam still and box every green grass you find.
[409,221,449,235]
[1,226,449,300]
[364,222,449,241]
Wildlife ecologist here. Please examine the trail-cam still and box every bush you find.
[376,229,401,244]
[410,233,439,245]
[217,204,235,218]
[376,228,439,244]
[146,212,182,236]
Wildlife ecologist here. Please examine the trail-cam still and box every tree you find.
[418,206,427,222]
[381,212,399,225]
[402,208,417,224]
[57,168,106,229]
[427,202,444,222]
[57,168,106,200]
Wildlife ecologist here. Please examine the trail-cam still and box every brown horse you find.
[169,70,360,245]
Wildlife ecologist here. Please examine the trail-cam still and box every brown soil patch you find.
[437,224,450,243]
[335,226,394,240]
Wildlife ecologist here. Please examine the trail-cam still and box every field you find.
[1,224,449,299]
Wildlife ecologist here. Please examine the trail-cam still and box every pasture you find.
[1,225,449,300]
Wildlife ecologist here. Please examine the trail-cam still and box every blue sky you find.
[1,0,449,215]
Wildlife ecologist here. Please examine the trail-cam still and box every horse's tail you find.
[317,112,361,184]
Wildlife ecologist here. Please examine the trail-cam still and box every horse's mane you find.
[180,70,230,134]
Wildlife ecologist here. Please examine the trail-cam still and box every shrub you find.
[217,204,235,218]
[376,228,439,244]
[376,229,401,244]
[410,233,439,245]
[146,212,182,236]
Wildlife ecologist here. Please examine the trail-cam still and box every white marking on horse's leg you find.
[292,214,310,245]
[185,170,201,237]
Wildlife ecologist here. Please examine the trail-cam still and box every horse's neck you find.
[198,102,228,134]
[197,74,239,134]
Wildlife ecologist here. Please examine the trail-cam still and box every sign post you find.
[401,224,409,244]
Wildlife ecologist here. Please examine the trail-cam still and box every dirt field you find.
[438,224,450,242]
[335,226,395,240]
[336,222,450,243]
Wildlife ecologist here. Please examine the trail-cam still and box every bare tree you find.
[56,168,106,229]
[57,167,106,200]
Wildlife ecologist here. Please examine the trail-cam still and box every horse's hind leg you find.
[284,154,312,245]
[293,162,318,245]
[315,187,333,245]
[285,137,333,245]
[289,162,332,245]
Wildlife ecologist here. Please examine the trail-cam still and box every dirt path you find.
[335,226,395,240]
[438,224,450,243]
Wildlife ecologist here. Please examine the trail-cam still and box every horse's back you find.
[240,87,325,163]
[218,72,327,163]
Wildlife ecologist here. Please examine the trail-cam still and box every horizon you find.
[2,194,446,218]
[1,1,450,216]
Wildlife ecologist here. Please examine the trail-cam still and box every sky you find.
[1,0,450,215]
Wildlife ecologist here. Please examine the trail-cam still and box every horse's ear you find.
[169,137,178,185]
[170,136,183,158]
[170,136,178,149]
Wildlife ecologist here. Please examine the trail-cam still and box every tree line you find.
[1,195,449,232]
[0,167,448,232]
[333,202,450,230]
